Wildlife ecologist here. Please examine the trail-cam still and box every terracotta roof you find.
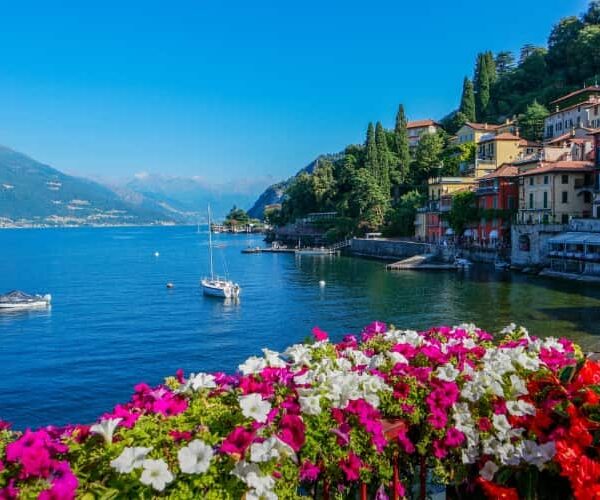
[480,163,519,179]
[406,119,440,129]
[547,132,576,144]
[479,132,521,143]
[519,161,594,177]
[550,86,600,106]
[519,139,542,147]
[464,122,502,131]
[547,99,597,115]
[589,128,600,136]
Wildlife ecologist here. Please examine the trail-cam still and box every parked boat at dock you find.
[0,291,51,310]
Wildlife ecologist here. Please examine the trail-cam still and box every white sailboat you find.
[201,206,241,299]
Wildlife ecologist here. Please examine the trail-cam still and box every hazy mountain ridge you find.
[247,154,342,219]
[0,146,187,227]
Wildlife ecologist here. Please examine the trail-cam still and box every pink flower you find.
[339,452,363,481]
[444,427,465,448]
[278,414,305,452]
[169,430,193,442]
[432,439,447,459]
[152,392,188,417]
[102,404,140,429]
[312,326,329,342]
[0,420,10,431]
[397,429,415,454]
[220,426,255,456]
[427,409,447,430]
[0,480,18,500]
[39,461,78,500]
[331,424,351,446]
[299,460,321,482]
[361,321,386,341]
[175,368,185,383]
[478,417,492,432]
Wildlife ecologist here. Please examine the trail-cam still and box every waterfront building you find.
[474,164,519,244]
[476,132,538,175]
[454,120,516,145]
[420,176,476,241]
[591,129,600,218]
[406,119,442,148]
[543,85,600,140]
[516,160,594,225]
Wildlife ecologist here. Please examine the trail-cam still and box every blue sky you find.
[0,0,588,185]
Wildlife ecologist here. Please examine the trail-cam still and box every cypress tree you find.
[365,122,378,174]
[474,53,491,121]
[375,121,391,196]
[459,77,476,122]
[393,104,411,185]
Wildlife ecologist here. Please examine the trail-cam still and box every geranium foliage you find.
[1,322,600,499]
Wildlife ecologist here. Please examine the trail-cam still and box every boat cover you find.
[0,291,41,303]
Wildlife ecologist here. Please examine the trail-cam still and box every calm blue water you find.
[2,226,600,429]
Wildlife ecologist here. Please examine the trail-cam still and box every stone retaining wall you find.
[349,238,430,260]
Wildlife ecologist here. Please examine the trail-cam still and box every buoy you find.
[319,280,326,287]
[166,282,174,289]
[154,251,160,257]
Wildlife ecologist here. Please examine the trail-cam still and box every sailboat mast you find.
[208,205,214,279]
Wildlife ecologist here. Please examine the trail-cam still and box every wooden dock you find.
[386,254,457,271]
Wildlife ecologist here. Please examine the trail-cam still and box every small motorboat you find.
[494,259,511,270]
[242,246,263,254]
[454,258,472,268]
[0,290,52,309]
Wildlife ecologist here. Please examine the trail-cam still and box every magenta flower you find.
[339,452,362,482]
[397,429,415,454]
[432,439,447,459]
[220,426,255,456]
[444,427,466,448]
[39,461,78,500]
[278,414,306,452]
[312,326,329,342]
[299,460,321,482]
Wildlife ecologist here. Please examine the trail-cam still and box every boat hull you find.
[201,279,241,299]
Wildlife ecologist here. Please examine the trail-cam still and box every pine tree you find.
[474,53,491,121]
[375,121,391,197]
[485,51,497,84]
[459,77,476,122]
[393,104,411,185]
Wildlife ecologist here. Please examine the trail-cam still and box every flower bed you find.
[1,322,600,499]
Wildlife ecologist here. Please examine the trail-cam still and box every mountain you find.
[0,146,183,227]
[123,173,271,221]
[247,154,341,219]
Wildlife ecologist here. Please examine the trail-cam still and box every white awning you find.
[489,230,499,239]
[549,232,600,246]
[445,228,454,235]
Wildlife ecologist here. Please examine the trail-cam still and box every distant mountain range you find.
[247,154,342,219]
[0,145,270,227]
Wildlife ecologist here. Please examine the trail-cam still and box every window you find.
[562,191,568,203]
[508,197,515,209]
[543,191,548,209]
[562,175,569,184]
[544,175,549,184]
[562,214,569,224]
[529,193,534,209]
[584,191,592,203]
[529,177,534,186]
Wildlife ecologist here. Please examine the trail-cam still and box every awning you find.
[489,230,499,239]
[445,228,454,235]
[549,232,600,246]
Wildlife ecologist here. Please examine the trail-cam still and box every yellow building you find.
[516,161,594,224]
[427,176,476,201]
[476,133,536,176]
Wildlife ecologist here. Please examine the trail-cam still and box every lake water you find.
[1,226,600,429]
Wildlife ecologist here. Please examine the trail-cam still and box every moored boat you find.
[0,290,51,309]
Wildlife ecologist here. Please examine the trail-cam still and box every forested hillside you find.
[253,1,600,238]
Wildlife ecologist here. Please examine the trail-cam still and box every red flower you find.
[476,478,519,500]
[220,426,255,457]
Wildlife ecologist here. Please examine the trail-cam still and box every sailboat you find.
[201,205,241,299]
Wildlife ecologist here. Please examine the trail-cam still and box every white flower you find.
[285,344,312,366]
[91,418,122,445]
[231,460,261,481]
[246,490,278,500]
[110,446,152,473]
[140,459,173,491]
[506,400,536,417]
[246,471,276,496]
[492,414,512,435]
[262,348,286,368]
[178,439,214,474]
[239,393,272,423]
[189,372,217,391]
[435,363,460,382]
[387,351,409,365]
[239,356,267,375]
[293,371,313,386]
[250,436,296,463]
[479,460,499,481]
[509,374,528,397]
[500,323,517,334]
[299,395,321,416]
